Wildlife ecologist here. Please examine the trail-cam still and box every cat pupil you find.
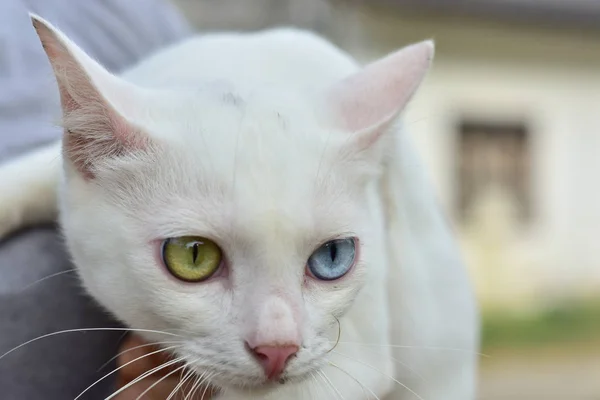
[192,242,199,264]
[328,243,337,262]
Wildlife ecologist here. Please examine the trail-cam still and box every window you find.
[456,120,531,223]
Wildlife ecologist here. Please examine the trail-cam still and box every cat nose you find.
[248,343,299,380]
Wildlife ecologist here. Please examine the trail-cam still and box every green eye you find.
[161,236,222,282]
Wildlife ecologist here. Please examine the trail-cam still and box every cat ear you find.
[31,14,149,178]
[325,40,433,148]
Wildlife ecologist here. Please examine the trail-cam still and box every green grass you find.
[481,299,600,350]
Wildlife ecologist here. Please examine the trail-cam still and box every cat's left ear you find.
[325,40,433,148]
[30,14,150,179]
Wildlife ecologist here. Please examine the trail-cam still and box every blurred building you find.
[173,0,600,311]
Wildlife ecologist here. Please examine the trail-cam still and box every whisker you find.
[177,361,188,384]
[325,315,341,354]
[166,361,197,400]
[19,268,77,291]
[179,373,198,400]
[328,361,380,400]
[330,341,489,357]
[332,344,426,382]
[307,372,315,398]
[134,364,188,400]
[180,375,194,400]
[309,371,326,399]
[165,379,184,400]
[75,345,181,399]
[318,369,345,400]
[96,340,183,372]
[332,350,425,400]
[313,371,331,399]
[184,373,202,400]
[199,372,217,399]
[104,356,185,400]
[187,370,213,400]
[0,327,183,362]
[167,327,204,336]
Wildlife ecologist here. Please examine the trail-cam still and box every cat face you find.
[64,91,373,388]
[32,15,432,390]
[62,87,375,388]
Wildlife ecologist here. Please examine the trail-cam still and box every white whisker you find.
[167,362,197,400]
[200,372,217,399]
[331,341,489,357]
[318,369,345,400]
[134,364,188,400]
[96,340,183,372]
[0,327,183,362]
[104,356,185,400]
[184,374,202,400]
[180,372,195,399]
[328,361,380,400]
[75,345,181,399]
[180,372,198,400]
[309,371,326,399]
[333,344,426,382]
[332,350,425,400]
[19,268,77,291]
[187,370,212,400]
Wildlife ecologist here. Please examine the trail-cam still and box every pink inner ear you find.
[33,22,80,115]
[327,41,434,134]
[32,16,148,179]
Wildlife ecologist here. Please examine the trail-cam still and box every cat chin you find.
[193,367,315,393]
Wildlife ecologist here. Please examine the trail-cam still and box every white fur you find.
[0,16,478,400]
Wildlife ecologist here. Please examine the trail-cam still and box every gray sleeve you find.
[0,0,192,160]
[0,1,191,398]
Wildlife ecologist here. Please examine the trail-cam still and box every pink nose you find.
[249,344,299,380]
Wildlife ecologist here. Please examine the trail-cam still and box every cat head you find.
[31,15,432,390]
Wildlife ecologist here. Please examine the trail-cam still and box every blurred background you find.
[169,0,600,399]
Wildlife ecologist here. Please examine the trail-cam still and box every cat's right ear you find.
[323,40,433,152]
[30,14,149,179]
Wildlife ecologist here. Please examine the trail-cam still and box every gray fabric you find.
[0,1,191,398]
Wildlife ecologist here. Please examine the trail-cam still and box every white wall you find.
[348,4,600,309]
[407,61,600,308]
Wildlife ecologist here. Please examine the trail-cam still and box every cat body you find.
[0,16,478,400]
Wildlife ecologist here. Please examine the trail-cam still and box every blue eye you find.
[307,238,356,281]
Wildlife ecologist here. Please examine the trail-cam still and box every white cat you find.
[0,15,478,400]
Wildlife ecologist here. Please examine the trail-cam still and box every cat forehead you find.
[142,83,321,133]
[117,86,357,234]
[130,141,358,250]
[141,168,359,254]
[138,85,342,183]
